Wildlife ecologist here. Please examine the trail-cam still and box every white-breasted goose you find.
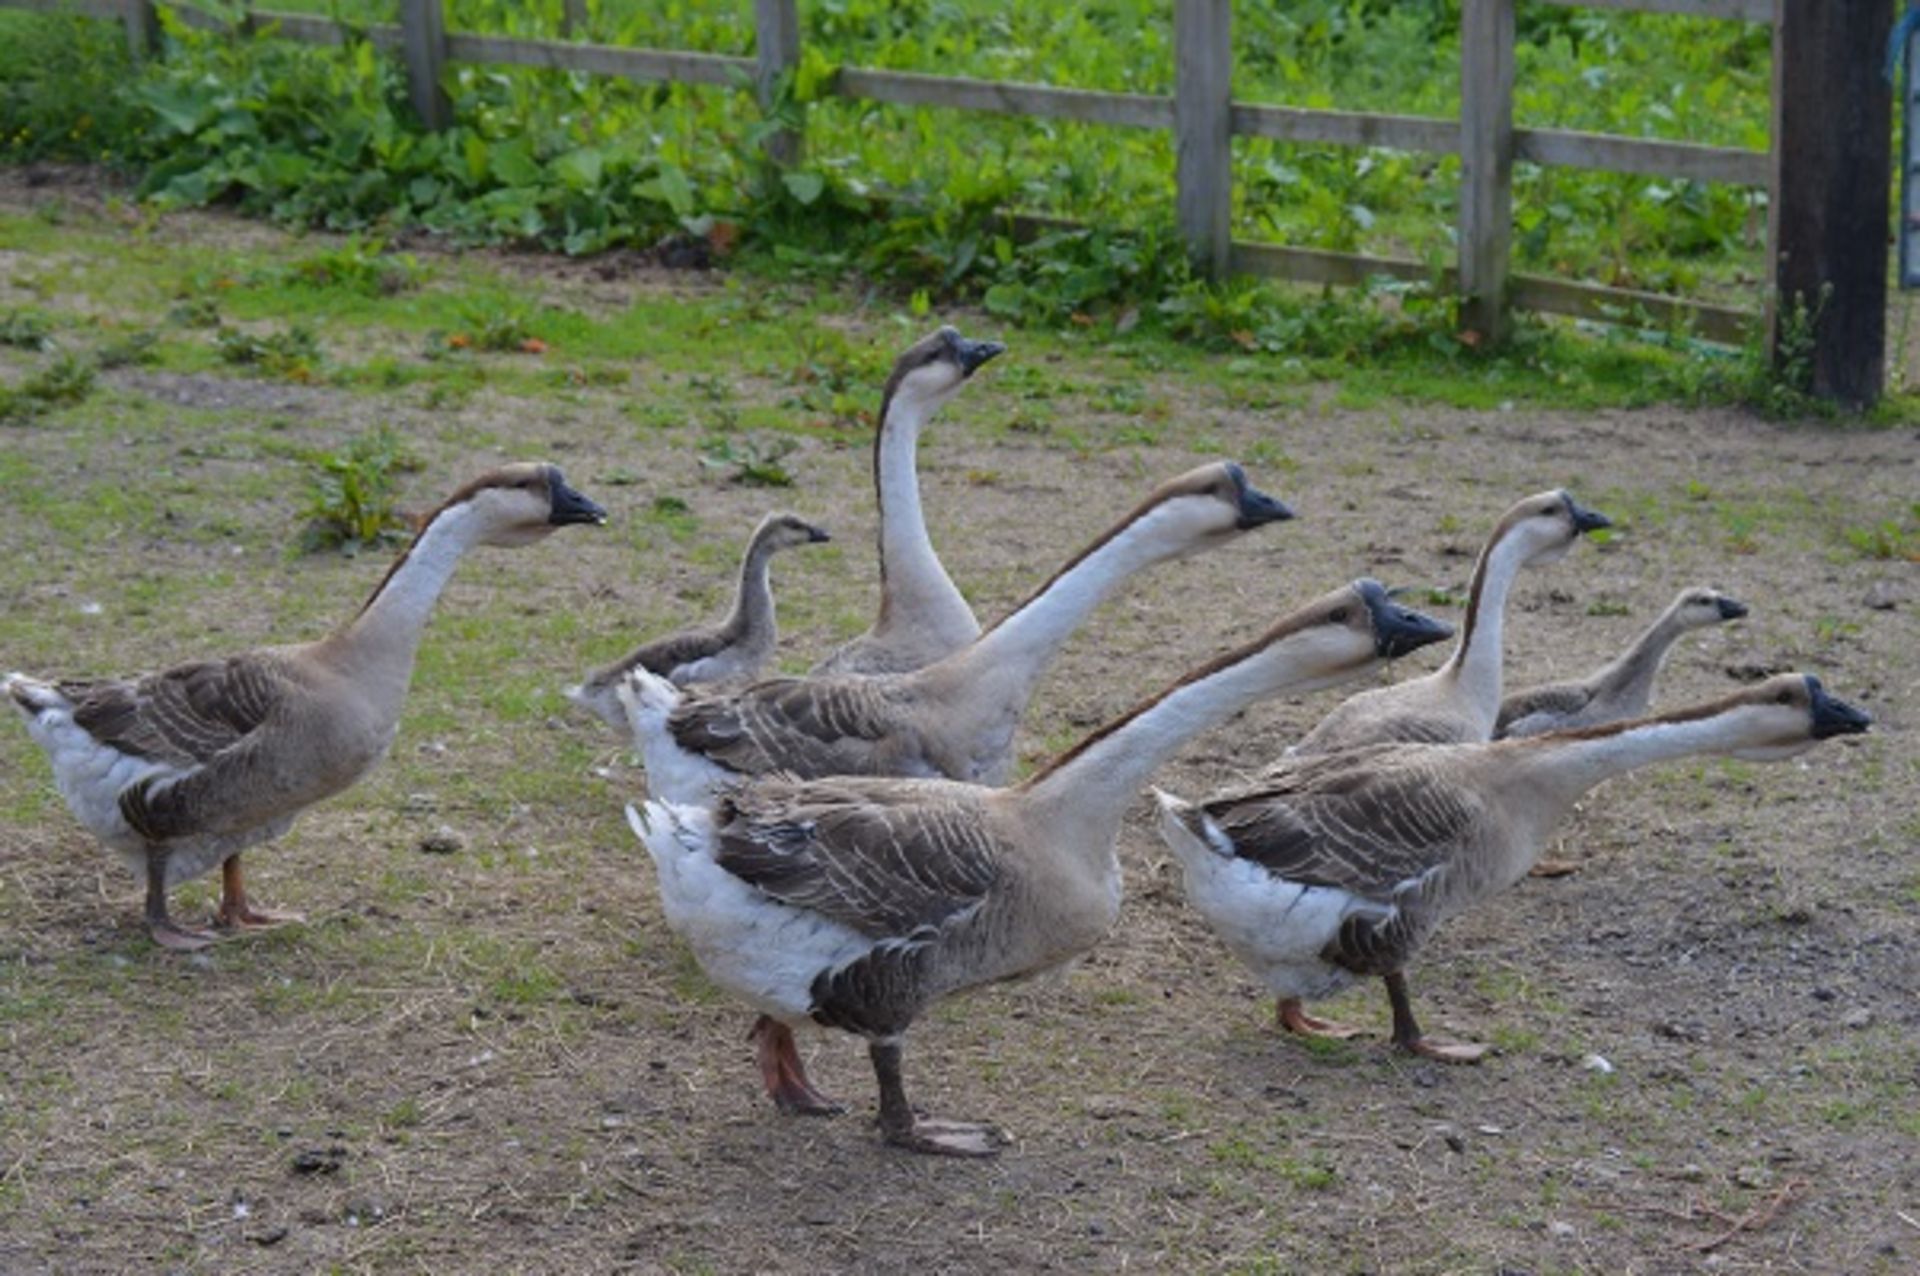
[1158,673,1870,1062]
[567,511,830,730]
[6,463,606,950]
[1289,488,1611,756]
[812,326,1004,677]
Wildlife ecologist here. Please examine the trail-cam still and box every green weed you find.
[698,433,797,487]
[298,425,418,553]
[0,308,54,350]
[216,322,321,380]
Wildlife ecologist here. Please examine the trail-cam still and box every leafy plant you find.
[698,433,798,487]
[298,426,418,553]
[1,352,97,423]
[93,329,159,369]
[0,308,54,350]
[216,323,321,380]
[282,236,420,296]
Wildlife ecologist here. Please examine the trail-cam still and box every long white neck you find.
[720,534,779,647]
[1507,708,1771,810]
[1023,629,1368,838]
[871,394,975,642]
[1440,527,1530,708]
[1588,602,1689,710]
[930,508,1199,714]
[328,504,489,690]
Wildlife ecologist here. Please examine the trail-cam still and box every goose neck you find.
[330,503,486,683]
[1441,525,1526,702]
[1591,605,1686,704]
[720,533,780,643]
[1510,710,1756,804]
[871,394,960,627]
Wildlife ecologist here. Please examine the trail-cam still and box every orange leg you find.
[213,855,305,930]
[749,1016,845,1116]
[1276,996,1363,1039]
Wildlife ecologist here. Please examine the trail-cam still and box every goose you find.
[4,463,607,950]
[810,325,1004,677]
[1157,673,1870,1062]
[1288,488,1611,756]
[624,462,1294,808]
[1495,586,1749,738]
[566,511,831,730]
[627,579,1454,1154]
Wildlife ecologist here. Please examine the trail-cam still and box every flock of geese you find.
[5,325,1872,1159]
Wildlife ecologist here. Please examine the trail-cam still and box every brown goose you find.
[5,464,606,950]
[1496,586,1748,738]
[811,326,1004,677]
[1158,674,1870,1061]
[1289,489,1611,756]
[624,462,1294,807]
[629,580,1452,1154]
[567,511,830,730]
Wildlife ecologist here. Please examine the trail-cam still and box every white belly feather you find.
[627,801,874,1023]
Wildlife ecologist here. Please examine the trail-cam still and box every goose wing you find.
[1212,747,1484,900]
[62,656,282,768]
[1494,681,1591,737]
[667,676,921,778]
[602,626,729,682]
[709,775,1001,938]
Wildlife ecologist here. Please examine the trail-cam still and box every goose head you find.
[1673,586,1749,628]
[1116,461,1294,560]
[755,511,833,552]
[453,463,607,547]
[1710,673,1871,760]
[1493,488,1612,567]
[1247,578,1453,695]
[881,325,1006,423]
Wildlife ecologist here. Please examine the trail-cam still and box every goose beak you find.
[805,523,833,544]
[1806,676,1871,738]
[547,468,608,526]
[954,335,1006,376]
[1716,596,1749,621]
[1359,579,1454,658]
[1224,464,1295,529]
[1564,493,1612,535]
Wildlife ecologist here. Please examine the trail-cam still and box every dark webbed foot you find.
[868,1038,1007,1159]
[1384,971,1490,1066]
[149,918,218,951]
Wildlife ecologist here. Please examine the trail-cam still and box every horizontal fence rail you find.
[8,0,1779,345]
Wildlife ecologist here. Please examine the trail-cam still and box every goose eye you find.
[1328,607,1350,624]
[1775,690,1793,705]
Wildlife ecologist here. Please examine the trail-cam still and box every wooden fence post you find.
[122,0,157,59]
[399,0,452,131]
[1458,0,1515,343]
[1769,0,1890,407]
[753,0,802,166]
[1174,0,1232,279]
[561,0,586,40]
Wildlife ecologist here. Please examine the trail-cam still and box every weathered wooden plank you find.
[1509,273,1753,344]
[194,8,404,50]
[445,33,752,87]
[830,67,1173,129]
[1514,128,1768,184]
[1232,104,1457,154]
[1532,0,1772,22]
[1458,0,1515,341]
[1229,242,1433,287]
[753,0,801,165]
[398,0,451,130]
[1770,0,1889,405]
[1174,0,1233,277]
[4,0,124,17]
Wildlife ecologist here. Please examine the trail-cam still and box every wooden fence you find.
[5,1,1893,394]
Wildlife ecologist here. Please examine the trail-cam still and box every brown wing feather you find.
[668,676,924,778]
[63,656,283,768]
[711,776,1001,938]
[1211,746,1485,899]
[1493,681,1592,736]
[602,626,730,681]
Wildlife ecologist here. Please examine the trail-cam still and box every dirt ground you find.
[1,178,1916,1274]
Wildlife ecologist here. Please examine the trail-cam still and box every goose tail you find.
[4,672,64,718]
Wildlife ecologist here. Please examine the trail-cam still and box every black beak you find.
[547,467,608,526]
[953,334,1006,377]
[1564,492,1612,535]
[1716,596,1750,621]
[806,524,832,544]
[1806,675,1871,738]
[1358,578,1455,658]
[1225,462,1295,530]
